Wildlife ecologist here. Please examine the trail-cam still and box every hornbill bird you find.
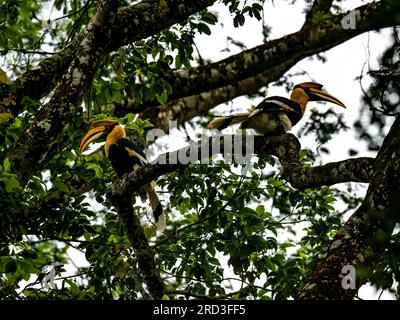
[208,82,346,135]
[80,119,166,232]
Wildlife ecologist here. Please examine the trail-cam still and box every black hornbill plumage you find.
[80,120,165,232]
[208,82,346,135]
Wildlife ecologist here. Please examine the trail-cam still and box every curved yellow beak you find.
[80,126,107,153]
[309,87,346,108]
[79,120,119,153]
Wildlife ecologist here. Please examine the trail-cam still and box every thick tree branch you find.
[272,134,375,189]
[297,115,400,300]
[111,134,374,199]
[0,44,75,116]
[109,0,216,51]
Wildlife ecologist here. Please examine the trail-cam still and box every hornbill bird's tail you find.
[144,182,166,232]
[207,112,250,130]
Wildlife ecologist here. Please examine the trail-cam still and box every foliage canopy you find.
[0,0,399,300]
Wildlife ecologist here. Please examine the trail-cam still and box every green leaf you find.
[175,55,182,69]
[54,0,64,10]
[1,176,20,192]
[20,250,38,259]
[252,8,262,21]
[229,1,240,12]
[312,11,333,24]
[5,260,17,273]
[69,281,80,296]
[155,90,168,105]
[0,68,9,84]
[62,150,76,161]
[280,243,295,250]
[108,234,120,244]
[53,180,70,193]
[201,12,218,25]
[20,259,37,274]
[197,23,211,35]
[255,204,265,215]
[3,158,11,172]
[0,113,14,120]
[110,80,125,90]
[252,3,264,11]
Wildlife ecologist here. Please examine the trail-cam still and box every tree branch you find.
[297,114,400,300]
[109,0,217,51]
[110,134,374,199]
[272,134,374,189]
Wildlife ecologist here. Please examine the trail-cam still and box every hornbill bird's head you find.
[291,82,346,112]
[79,119,123,153]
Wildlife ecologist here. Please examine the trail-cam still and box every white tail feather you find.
[156,213,166,232]
[144,182,165,232]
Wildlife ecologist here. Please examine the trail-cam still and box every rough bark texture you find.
[297,115,400,300]
[109,0,217,51]
[117,60,298,131]
[0,43,76,121]
[271,134,375,188]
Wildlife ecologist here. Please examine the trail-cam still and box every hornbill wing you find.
[117,138,148,165]
[251,96,303,126]
[253,96,300,113]
[114,138,148,200]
